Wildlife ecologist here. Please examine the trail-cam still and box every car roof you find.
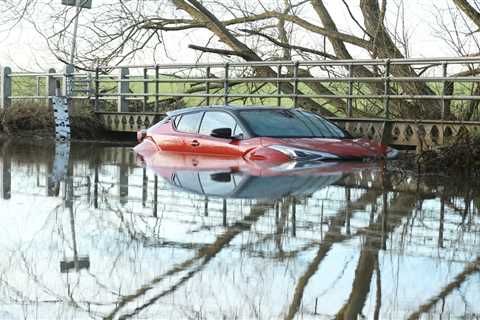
[166,105,296,117]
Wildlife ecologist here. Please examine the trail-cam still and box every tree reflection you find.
[104,200,274,319]
[0,139,478,319]
[286,188,383,320]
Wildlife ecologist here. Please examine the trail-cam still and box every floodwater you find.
[0,139,479,320]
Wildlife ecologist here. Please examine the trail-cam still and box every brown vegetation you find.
[0,102,106,139]
[416,133,480,177]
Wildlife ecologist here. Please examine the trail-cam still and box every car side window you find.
[199,111,237,136]
[233,123,244,137]
[173,115,182,128]
[176,112,204,133]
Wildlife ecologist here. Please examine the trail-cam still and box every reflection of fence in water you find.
[2,158,478,264]
[1,155,480,318]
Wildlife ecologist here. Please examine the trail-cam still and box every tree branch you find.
[239,28,337,60]
[453,0,480,29]
[141,8,371,49]
[188,44,246,57]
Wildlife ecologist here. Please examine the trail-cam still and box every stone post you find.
[143,68,148,112]
[47,68,56,107]
[118,67,129,112]
[1,66,12,110]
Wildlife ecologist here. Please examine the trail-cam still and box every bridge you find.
[2,57,480,147]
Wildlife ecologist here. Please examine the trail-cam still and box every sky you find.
[0,0,472,72]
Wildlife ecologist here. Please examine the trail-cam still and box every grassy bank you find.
[0,102,107,139]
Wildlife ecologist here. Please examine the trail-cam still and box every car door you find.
[174,111,205,153]
[150,115,186,152]
[195,111,244,156]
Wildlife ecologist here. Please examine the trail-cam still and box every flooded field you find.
[0,139,479,319]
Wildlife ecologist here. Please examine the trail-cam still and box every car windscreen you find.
[238,109,349,138]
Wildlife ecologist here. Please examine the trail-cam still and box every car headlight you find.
[268,144,340,160]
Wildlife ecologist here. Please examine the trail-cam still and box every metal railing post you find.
[47,68,56,108]
[224,63,229,105]
[35,76,40,99]
[293,61,299,107]
[94,67,100,112]
[1,66,12,110]
[87,72,92,100]
[206,66,211,105]
[441,62,447,120]
[155,65,159,112]
[347,64,353,117]
[143,67,148,112]
[384,59,391,119]
[277,65,282,107]
[118,67,129,112]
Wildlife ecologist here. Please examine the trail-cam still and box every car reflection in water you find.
[135,149,378,200]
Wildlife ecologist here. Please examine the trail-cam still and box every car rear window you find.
[238,109,348,138]
[176,112,204,133]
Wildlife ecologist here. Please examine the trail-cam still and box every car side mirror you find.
[210,127,233,139]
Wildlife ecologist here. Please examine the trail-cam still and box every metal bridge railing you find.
[2,57,480,120]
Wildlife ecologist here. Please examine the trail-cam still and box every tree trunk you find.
[360,0,443,119]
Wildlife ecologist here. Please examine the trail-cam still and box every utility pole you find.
[56,0,92,141]
[70,0,82,65]
[61,0,92,96]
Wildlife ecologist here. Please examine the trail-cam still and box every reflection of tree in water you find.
[104,200,275,319]
[285,188,383,320]
[334,192,418,320]
[407,255,480,320]
[0,140,480,319]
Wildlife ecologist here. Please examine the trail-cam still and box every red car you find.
[135,106,398,163]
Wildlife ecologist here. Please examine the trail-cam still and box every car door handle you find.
[191,140,200,147]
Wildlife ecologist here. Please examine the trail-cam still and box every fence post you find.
[224,62,229,105]
[47,68,56,107]
[277,65,282,107]
[155,65,159,112]
[143,68,148,112]
[36,77,40,98]
[383,59,391,119]
[94,67,100,112]
[347,64,353,117]
[293,61,299,107]
[118,67,129,112]
[1,66,12,110]
[206,66,211,105]
[441,63,447,120]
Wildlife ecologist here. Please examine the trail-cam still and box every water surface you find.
[0,139,479,319]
